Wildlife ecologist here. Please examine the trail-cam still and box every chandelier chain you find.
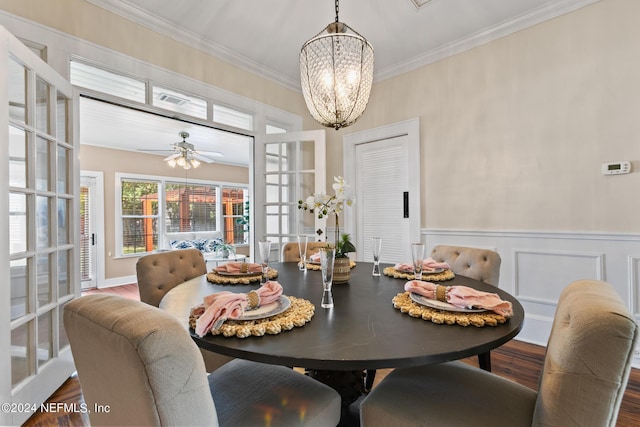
[335,0,339,22]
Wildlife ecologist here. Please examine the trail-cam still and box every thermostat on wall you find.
[601,161,631,175]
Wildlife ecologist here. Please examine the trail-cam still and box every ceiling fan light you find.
[300,2,374,130]
[191,159,200,168]
[167,158,177,168]
[176,156,186,167]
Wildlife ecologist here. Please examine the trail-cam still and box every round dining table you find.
[160,261,524,425]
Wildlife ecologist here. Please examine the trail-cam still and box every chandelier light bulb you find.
[191,159,200,168]
[167,159,177,168]
[176,156,186,167]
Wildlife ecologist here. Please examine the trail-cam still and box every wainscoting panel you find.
[425,229,640,367]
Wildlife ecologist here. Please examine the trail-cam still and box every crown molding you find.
[375,0,601,81]
[85,0,301,91]
[87,0,600,90]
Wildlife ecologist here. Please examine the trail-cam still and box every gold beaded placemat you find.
[383,266,455,282]
[392,292,508,327]
[306,261,356,270]
[206,268,278,285]
[189,295,314,338]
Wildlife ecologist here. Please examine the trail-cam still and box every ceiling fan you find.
[140,131,224,169]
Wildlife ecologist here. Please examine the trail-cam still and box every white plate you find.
[215,270,262,277]
[307,259,321,265]
[397,267,445,274]
[410,293,487,313]
[238,295,291,320]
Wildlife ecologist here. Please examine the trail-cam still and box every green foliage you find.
[336,233,356,258]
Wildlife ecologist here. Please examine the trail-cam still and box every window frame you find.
[115,173,249,258]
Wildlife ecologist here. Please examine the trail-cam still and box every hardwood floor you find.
[22,284,640,426]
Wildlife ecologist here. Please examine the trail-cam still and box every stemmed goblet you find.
[320,247,336,308]
[258,240,271,283]
[411,243,425,281]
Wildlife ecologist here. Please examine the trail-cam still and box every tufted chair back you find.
[136,249,206,308]
[533,279,638,426]
[136,249,232,372]
[431,245,501,286]
[281,241,329,262]
[64,294,218,426]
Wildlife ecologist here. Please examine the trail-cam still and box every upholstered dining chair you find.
[430,244,502,371]
[136,248,232,372]
[281,241,328,262]
[64,294,342,427]
[360,279,638,427]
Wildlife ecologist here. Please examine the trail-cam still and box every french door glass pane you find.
[11,322,31,387]
[57,198,68,245]
[9,192,27,254]
[58,249,71,298]
[10,259,28,321]
[36,136,50,191]
[56,90,67,141]
[37,254,52,308]
[9,125,26,188]
[8,56,26,122]
[37,311,53,367]
[36,195,51,249]
[56,145,69,194]
[35,76,50,133]
[58,302,69,350]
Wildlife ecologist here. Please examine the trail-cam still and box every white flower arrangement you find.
[298,176,354,219]
[298,176,355,256]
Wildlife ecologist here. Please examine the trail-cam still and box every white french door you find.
[344,119,421,263]
[253,130,326,262]
[1,26,78,426]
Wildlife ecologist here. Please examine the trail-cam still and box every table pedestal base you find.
[306,369,365,427]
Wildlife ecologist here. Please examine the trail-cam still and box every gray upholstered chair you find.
[281,241,328,262]
[430,244,501,286]
[360,279,638,427]
[64,294,342,427]
[136,248,232,372]
[431,244,502,370]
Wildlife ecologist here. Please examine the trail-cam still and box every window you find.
[120,179,160,255]
[222,187,249,244]
[165,181,217,232]
[117,175,248,256]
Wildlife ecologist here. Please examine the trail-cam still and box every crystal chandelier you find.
[300,0,374,130]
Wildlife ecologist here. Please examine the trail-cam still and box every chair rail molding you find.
[424,227,640,367]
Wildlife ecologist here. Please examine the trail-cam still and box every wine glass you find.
[411,243,425,281]
[372,237,382,276]
[320,247,336,308]
[297,235,308,271]
[258,240,271,283]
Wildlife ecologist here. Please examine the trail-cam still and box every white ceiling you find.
[89,0,598,89]
[80,0,599,167]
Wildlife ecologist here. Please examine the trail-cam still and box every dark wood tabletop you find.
[160,261,524,371]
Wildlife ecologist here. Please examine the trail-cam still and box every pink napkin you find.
[214,262,263,274]
[405,280,513,317]
[192,281,283,337]
[394,257,450,272]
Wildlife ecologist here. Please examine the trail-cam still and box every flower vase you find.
[333,257,351,284]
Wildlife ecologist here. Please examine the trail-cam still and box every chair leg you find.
[365,369,377,392]
[478,351,491,371]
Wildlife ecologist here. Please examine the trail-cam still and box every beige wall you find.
[81,145,248,279]
[325,0,640,233]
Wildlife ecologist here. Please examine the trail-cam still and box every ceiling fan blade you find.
[192,153,216,163]
[194,150,224,157]
[163,153,181,161]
